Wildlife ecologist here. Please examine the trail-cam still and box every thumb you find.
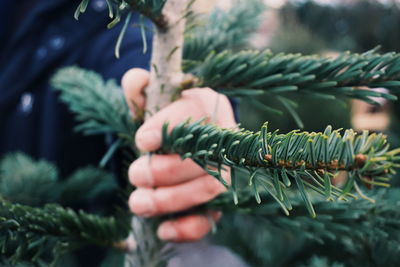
[121,68,149,117]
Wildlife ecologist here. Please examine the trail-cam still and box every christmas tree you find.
[2,0,400,266]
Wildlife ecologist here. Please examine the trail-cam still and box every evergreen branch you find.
[0,153,165,266]
[0,154,59,206]
[159,121,400,216]
[51,66,140,155]
[126,0,167,28]
[183,0,265,65]
[0,198,130,265]
[209,188,400,267]
[192,49,400,103]
[77,0,264,61]
[75,0,167,28]
[58,167,119,209]
[209,188,400,240]
[0,153,118,211]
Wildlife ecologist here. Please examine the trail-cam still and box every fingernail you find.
[129,156,153,187]
[158,222,178,241]
[136,130,161,152]
[131,189,156,217]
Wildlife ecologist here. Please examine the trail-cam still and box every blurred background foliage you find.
[239,0,400,135]
[227,1,400,265]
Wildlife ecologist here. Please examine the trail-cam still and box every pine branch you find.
[209,188,400,266]
[59,167,118,209]
[78,0,265,62]
[75,0,167,28]
[0,153,118,211]
[126,0,167,28]
[0,198,130,265]
[0,153,166,266]
[0,154,59,206]
[51,66,140,157]
[186,48,400,127]
[159,121,400,216]
[209,188,400,240]
[192,49,400,102]
[183,0,265,66]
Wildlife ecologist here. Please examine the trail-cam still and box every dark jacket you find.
[0,0,151,177]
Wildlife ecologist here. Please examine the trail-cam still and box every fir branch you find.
[159,121,400,216]
[51,66,140,154]
[0,198,130,265]
[0,154,58,206]
[183,0,265,65]
[0,153,118,211]
[209,188,400,266]
[59,167,118,209]
[192,49,400,102]
[0,153,164,266]
[126,0,167,28]
[75,0,167,28]
[188,48,400,127]
[210,188,400,240]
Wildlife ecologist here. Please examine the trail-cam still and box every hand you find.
[122,68,236,242]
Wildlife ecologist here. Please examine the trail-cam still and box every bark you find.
[145,0,189,118]
[125,0,189,266]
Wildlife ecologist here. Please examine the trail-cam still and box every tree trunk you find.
[144,0,188,119]
[125,0,189,266]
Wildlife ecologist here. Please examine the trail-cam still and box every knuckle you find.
[153,190,175,213]
[200,87,218,96]
[151,158,175,185]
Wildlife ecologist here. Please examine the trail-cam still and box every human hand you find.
[122,68,236,242]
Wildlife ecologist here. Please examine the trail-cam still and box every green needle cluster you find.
[160,121,400,216]
[194,49,400,103]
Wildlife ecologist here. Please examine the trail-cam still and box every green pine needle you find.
[159,120,400,215]
[193,49,400,98]
[0,198,130,265]
[51,66,140,156]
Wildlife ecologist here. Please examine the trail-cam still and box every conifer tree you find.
[2,0,400,266]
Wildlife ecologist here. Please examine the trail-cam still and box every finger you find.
[129,154,206,187]
[121,68,149,116]
[129,174,226,217]
[157,212,222,242]
[135,88,236,152]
